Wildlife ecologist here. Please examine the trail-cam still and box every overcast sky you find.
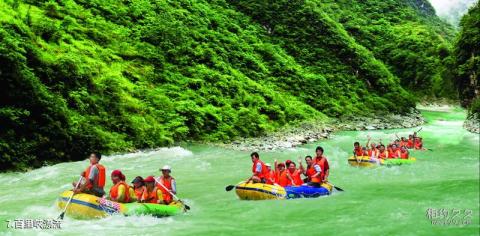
[428,0,477,25]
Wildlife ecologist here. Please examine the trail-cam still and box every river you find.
[0,107,478,235]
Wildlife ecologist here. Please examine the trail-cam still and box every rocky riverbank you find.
[217,109,424,151]
[464,112,479,133]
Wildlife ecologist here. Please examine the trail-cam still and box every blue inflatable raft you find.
[285,183,332,199]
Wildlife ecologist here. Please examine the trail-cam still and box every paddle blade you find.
[184,205,191,211]
[225,185,235,192]
[58,212,65,220]
[334,186,344,192]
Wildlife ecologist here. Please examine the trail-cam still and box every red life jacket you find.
[84,164,106,190]
[109,181,130,203]
[354,147,363,156]
[157,176,175,204]
[252,160,269,179]
[400,151,409,159]
[407,139,414,149]
[378,151,388,159]
[414,140,422,150]
[388,150,399,159]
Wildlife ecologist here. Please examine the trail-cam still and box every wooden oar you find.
[58,176,83,220]
[154,177,190,211]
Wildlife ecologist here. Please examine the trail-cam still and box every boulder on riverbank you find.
[464,113,479,134]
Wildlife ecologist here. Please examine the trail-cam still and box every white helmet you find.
[161,165,171,171]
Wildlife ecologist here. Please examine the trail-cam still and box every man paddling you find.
[72,152,106,197]
[157,165,176,204]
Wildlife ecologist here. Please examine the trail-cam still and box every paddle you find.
[154,177,190,211]
[328,182,344,192]
[225,185,235,191]
[58,176,83,220]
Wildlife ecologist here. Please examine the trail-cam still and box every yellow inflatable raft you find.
[235,182,287,200]
[57,190,184,219]
[348,156,417,167]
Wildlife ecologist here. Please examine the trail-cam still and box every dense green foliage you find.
[0,0,455,171]
[454,2,480,114]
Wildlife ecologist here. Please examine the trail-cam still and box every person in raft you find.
[131,176,146,202]
[265,163,275,185]
[307,146,329,187]
[286,160,304,186]
[108,170,132,203]
[140,176,163,204]
[247,152,269,184]
[376,145,388,159]
[157,165,176,204]
[302,156,316,183]
[273,161,293,187]
[353,141,363,157]
[399,146,409,159]
[73,152,106,197]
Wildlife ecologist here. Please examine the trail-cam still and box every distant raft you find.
[347,156,416,167]
[57,190,184,219]
[234,182,333,200]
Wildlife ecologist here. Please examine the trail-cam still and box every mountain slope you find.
[0,0,455,171]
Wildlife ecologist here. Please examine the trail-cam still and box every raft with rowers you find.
[57,152,189,220]
[227,146,343,200]
[348,131,424,167]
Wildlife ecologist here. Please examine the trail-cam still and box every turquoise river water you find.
[0,108,478,235]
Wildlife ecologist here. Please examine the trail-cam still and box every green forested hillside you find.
[0,0,456,171]
[454,2,479,114]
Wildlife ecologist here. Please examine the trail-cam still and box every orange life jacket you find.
[288,170,304,186]
[157,176,175,204]
[252,160,269,179]
[142,187,161,204]
[311,157,329,183]
[133,186,145,201]
[275,170,291,187]
[109,181,130,203]
[305,165,316,181]
[84,164,106,189]
[265,170,275,184]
